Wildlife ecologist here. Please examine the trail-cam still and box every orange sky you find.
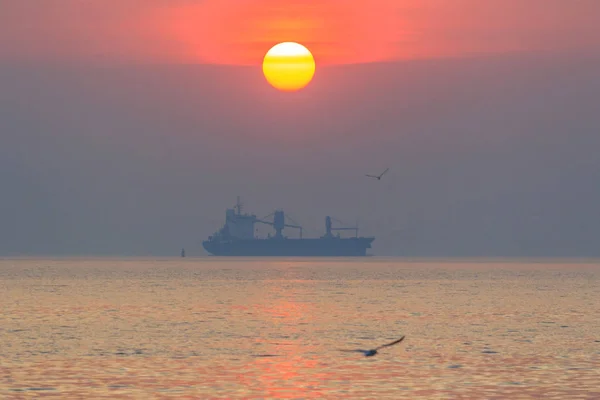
[1,0,599,65]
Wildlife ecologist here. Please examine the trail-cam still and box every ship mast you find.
[235,196,243,215]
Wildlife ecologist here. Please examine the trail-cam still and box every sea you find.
[1,257,599,399]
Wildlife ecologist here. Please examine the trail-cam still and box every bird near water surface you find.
[340,335,406,357]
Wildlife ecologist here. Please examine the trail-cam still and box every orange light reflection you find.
[236,273,335,398]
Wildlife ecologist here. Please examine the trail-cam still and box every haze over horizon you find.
[1,1,599,257]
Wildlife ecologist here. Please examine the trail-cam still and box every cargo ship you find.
[202,198,375,256]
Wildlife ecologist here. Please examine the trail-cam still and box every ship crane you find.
[257,210,303,239]
[324,216,360,238]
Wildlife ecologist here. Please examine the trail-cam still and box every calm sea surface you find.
[1,258,599,399]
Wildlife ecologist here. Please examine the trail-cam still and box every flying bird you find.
[340,335,405,357]
[366,168,389,180]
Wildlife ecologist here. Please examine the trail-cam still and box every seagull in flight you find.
[340,335,405,357]
[366,168,389,181]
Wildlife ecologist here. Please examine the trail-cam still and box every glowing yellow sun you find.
[262,42,316,92]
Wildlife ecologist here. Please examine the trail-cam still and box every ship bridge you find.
[223,197,258,240]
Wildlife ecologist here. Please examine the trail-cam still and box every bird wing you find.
[365,174,378,178]
[378,168,390,178]
[375,336,405,350]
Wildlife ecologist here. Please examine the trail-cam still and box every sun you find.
[262,42,316,92]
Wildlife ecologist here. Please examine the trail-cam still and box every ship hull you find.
[203,237,374,257]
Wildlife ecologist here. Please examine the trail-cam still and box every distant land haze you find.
[0,1,599,257]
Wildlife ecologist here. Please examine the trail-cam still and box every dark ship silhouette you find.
[202,198,375,257]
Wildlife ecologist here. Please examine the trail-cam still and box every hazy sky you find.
[2,1,600,65]
[1,1,599,256]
